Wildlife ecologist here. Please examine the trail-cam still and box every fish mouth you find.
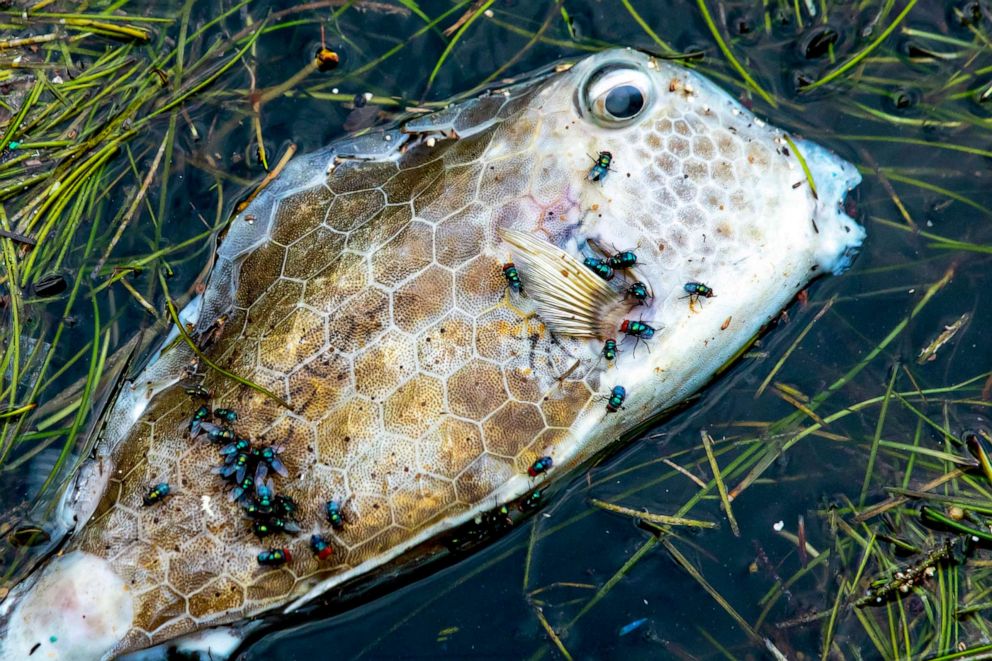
[794,138,866,275]
[0,551,134,660]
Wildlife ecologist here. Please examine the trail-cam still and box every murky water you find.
[7,0,992,657]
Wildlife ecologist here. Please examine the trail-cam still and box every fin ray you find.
[499,229,624,338]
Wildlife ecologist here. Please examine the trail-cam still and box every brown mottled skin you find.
[73,76,597,651]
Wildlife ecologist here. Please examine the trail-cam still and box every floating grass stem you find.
[701,430,739,537]
[801,0,919,91]
[590,498,718,529]
[661,537,761,642]
[695,0,777,107]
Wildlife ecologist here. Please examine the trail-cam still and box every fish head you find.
[496,48,863,466]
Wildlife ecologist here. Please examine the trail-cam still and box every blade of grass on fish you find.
[755,297,834,397]
[162,283,291,411]
[660,537,761,643]
[861,363,899,506]
[801,0,919,91]
[695,0,777,107]
[423,0,494,97]
[701,430,739,537]
[589,498,718,529]
[620,0,676,55]
[782,135,818,199]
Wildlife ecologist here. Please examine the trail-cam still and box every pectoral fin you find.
[499,228,626,338]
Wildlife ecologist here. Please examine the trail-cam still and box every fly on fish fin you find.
[499,228,627,338]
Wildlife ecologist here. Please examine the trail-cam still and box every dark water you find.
[9,0,992,658]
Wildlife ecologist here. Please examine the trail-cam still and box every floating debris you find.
[618,618,647,636]
[916,313,969,364]
[590,498,717,529]
[32,273,67,298]
[314,47,339,72]
[856,538,955,607]
[965,430,992,485]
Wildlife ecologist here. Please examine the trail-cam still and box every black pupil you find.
[604,85,644,118]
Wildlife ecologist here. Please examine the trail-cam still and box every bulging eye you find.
[582,64,653,126]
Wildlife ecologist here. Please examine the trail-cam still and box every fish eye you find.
[581,64,653,126]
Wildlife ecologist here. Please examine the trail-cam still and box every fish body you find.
[0,48,863,659]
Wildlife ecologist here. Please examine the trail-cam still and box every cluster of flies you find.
[141,399,351,570]
[143,151,720,570]
[501,152,716,477]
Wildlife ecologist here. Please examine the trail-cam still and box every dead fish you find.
[0,48,864,660]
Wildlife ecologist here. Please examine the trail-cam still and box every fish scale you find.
[0,49,864,660]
